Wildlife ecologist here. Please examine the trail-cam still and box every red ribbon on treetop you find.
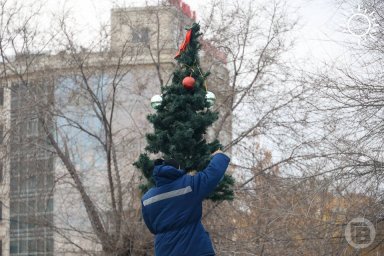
[175,29,192,59]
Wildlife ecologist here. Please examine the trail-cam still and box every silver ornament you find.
[150,94,162,109]
[205,91,216,106]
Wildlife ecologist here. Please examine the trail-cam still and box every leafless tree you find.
[268,0,384,254]
[0,0,157,254]
[0,0,362,255]
[188,0,384,254]
[308,0,384,203]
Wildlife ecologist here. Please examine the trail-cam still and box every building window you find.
[10,240,17,254]
[0,162,2,183]
[132,27,149,43]
[27,118,38,137]
[36,239,44,252]
[10,216,17,230]
[10,176,18,193]
[20,179,27,194]
[10,201,17,215]
[46,238,53,252]
[0,87,3,106]
[27,175,36,191]
[46,174,54,189]
[19,216,27,230]
[0,125,3,144]
[28,239,36,253]
[19,239,27,253]
[47,198,53,212]
[28,199,36,212]
[37,174,44,190]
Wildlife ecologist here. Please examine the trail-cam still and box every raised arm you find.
[193,151,230,199]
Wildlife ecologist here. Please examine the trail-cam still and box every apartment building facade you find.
[0,1,231,255]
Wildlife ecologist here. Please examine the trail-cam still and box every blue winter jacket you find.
[141,153,230,256]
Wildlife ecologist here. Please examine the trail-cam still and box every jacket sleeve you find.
[193,153,230,199]
[141,201,155,234]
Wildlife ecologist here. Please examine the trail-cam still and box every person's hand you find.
[211,149,223,156]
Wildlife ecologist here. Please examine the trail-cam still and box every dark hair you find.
[154,158,164,166]
[154,158,181,169]
[164,159,180,169]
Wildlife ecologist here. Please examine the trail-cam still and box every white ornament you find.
[205,91,216,106]
[150,94,162,109]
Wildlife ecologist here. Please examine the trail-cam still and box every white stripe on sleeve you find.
[143,186,192,206]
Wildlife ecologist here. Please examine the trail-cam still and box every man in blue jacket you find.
[141,150,230,256]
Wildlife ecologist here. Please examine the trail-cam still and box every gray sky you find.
[39,0,376,66]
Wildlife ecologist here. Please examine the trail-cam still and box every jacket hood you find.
[153,164,186,186]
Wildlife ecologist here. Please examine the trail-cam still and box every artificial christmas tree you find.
[134,23,234,201]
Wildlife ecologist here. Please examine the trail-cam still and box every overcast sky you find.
[35,0,377,67]
[13,0,375,78]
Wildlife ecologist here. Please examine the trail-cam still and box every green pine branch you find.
[134,23,234,202]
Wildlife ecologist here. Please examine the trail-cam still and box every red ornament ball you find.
[182,76,195,90]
